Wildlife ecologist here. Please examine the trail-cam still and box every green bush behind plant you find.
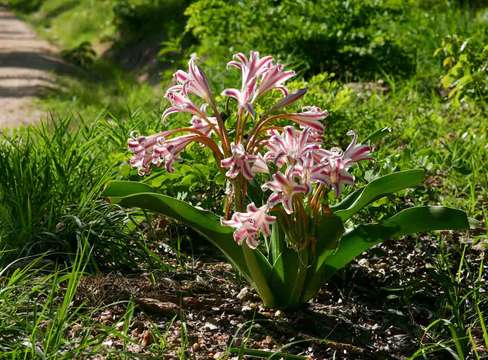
[435,35,488,106]
[112,0,190,43]
[185,0,415,80]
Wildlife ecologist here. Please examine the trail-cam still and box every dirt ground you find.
[0,6,66,128]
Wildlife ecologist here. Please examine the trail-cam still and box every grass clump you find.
[0,116,163,271]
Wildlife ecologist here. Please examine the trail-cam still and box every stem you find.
[246,114,282,151]
[233,176,274,307]
[246,125,284,153]
[164,127,224,161]
[310,184,326,217]
[210,102,231,156]
[233,176,247,212]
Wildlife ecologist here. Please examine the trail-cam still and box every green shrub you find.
[185,0,415,80]
[435,35,488,106]
[112,0,190,43]
[6,0,42,13]
[60,41,97,69]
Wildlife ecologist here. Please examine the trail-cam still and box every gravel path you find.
[0,6,67,127]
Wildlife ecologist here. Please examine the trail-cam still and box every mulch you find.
[71,231,486,359]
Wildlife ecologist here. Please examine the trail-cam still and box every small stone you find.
[160,277,176,287]
[241,305,252,312]
[69,323,82,338]
[100,310,113,323]
[141,330,153,347]
[236,287,249,301]
[102,339,113,347]
[358,258,369,267]
[204,322,218,331]
[136,298,180,315]
[132,320,145,331]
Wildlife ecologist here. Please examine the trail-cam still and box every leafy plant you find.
[185,0,414,80]
[61,41,97,68]
[6,0,42,12]
[104,52,469,308]
[435,35,488,106]
[112,0,189,43]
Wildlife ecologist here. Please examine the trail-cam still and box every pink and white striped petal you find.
[343,130,372,165]
[221,143,268,181]
[262,170,310,214]
[279,106,328,134]
[221,202,276,248]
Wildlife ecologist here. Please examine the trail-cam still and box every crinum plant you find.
[104,51,469,308]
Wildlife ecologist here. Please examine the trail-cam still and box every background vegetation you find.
[1,0,487,358]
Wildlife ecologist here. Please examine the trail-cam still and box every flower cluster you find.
[128,51,372,248]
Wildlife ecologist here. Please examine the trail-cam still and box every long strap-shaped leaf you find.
[332,169,425,221]
[102,180,158,198]
[103,181,251,280]
[324,206,469,281]
[302,206,468,301]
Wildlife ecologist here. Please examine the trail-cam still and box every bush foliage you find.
[112,0,190,43]
[185,0,415,80]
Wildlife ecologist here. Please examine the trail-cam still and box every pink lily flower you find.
[269,88,307,113]
[279,106,328,134]
[190,115,218,137]
[128,132,167,176]
[221,202,276,248]
[153,134,197,173]
[163,90,208,120]
[255,63,295,98]
[264,126,321,167]
[310,131,372,196]
[290,152,324,186]
[221,76,257,117]
[224,51,274,117]
[262,170,310,214]
[227,51,273,87]
[343,130,372,166]
[171,55,213,103]
[190,104,219,137]
[315,157,355,197]
[221,143,268,181]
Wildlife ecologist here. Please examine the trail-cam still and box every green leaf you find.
[332,169,425,220]
[365,127,391,143]
[314,212,345,253]
[102,181,157,199]
[270,224,285,281]
[382,206,469,235]
[268,224,300,307]
[104,182,250,281]
[322,206,469,283]
[301,213,344,302]
[243,245,276,307]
